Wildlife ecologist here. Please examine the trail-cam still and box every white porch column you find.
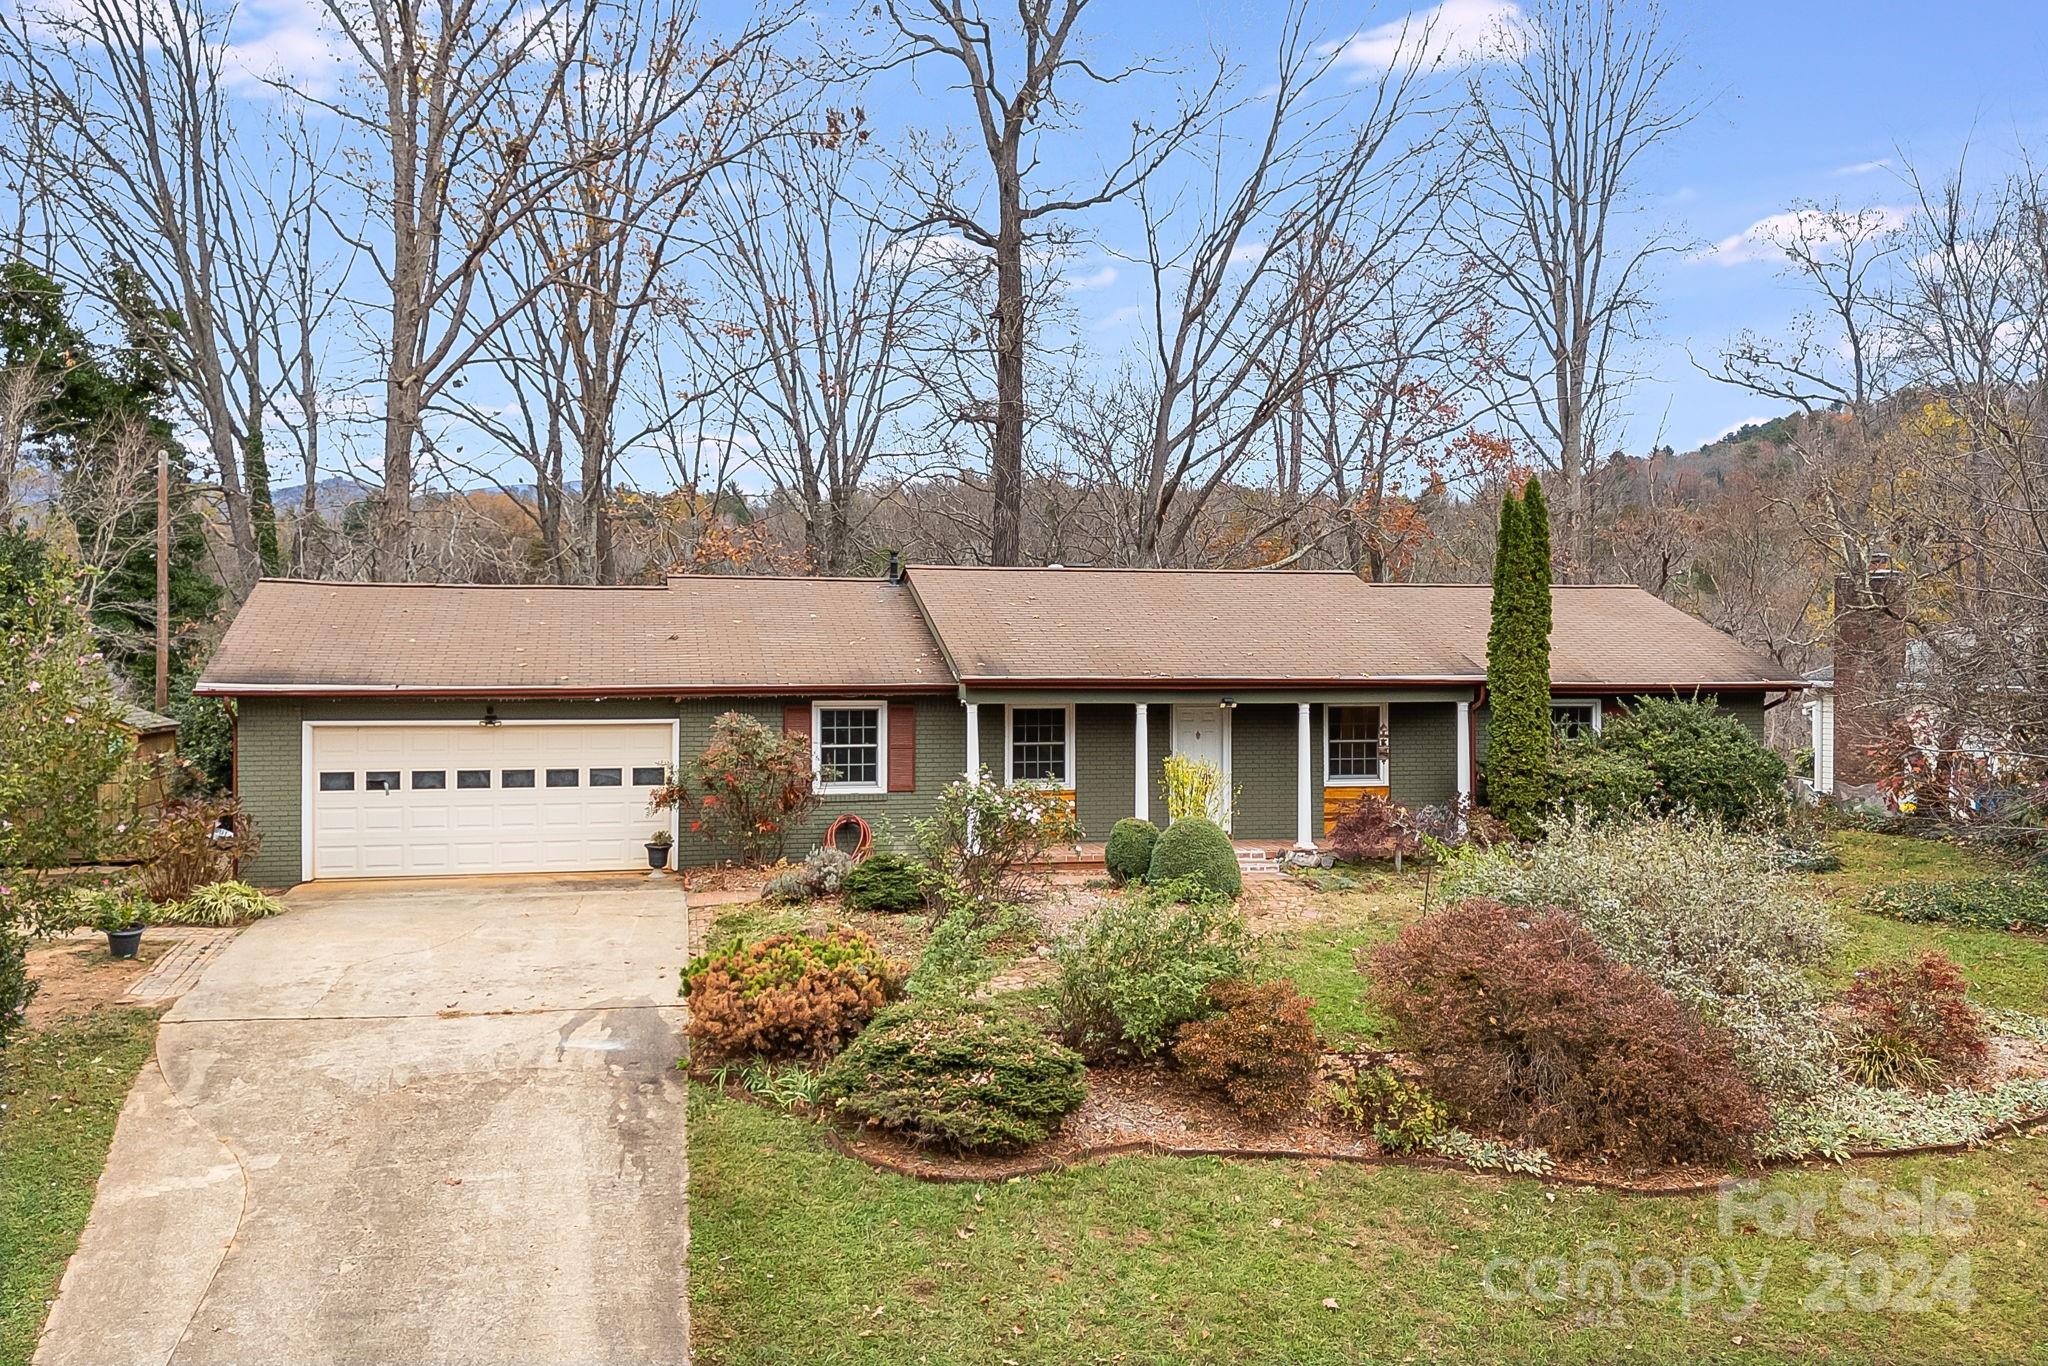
[965,701,981,782]
[1295,702,1314,850]
[1133,702,1150,822]
[1455,697,1473,802]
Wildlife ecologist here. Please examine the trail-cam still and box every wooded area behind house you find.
[0,0,2043,798]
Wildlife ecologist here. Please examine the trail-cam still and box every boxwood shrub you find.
[1147,817,1242,898]
[842,851,929,913]
[1546,740,1656,821]
[1598,696,1789,826]
[1104,817,1160,884]
[821,999,1086,1151]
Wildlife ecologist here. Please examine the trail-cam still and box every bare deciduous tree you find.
[1460,0,1694,577]
[880,0,1213,564]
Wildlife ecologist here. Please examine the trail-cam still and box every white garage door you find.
[307,722,676,879]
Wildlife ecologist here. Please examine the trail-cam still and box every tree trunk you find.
[990,172,1026,566]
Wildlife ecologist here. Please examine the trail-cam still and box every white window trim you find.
[1004,702,1077,787]
[1322,702,1389,787]
[1550,697,1603,735]
[812,700,888,794]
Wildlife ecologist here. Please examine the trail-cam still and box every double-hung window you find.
[815,703,885,793]
[1550,700,1601,738]
[1007,706,1071,785]
[1325,705,1385,784]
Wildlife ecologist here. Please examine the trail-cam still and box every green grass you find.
[691,1093,2048,1365]
[691,831,2048,1363]
[0,1009,158,1365]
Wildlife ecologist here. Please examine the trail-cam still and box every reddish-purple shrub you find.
[1369,898,1767,1164]
[1172,979,1322,1125]
[1326,795,1421,863]
[1841,952,1989,1089]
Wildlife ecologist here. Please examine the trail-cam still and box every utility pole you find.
[155,445,169,711]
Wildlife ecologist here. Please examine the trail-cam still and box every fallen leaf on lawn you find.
[1323,1298,1339,1310]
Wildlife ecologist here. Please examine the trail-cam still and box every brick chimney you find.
[1832,555,1908,788]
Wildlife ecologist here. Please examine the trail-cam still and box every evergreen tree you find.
[1485,486,1550,837]
[1522,475,1554,648]
[0,262,220,685]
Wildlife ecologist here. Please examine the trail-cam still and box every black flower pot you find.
[646,843,672,870]
[105,924,144,960]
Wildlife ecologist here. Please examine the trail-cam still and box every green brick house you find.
[197,566,1801,885]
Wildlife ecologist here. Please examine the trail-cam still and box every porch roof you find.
[905,566,1804,691]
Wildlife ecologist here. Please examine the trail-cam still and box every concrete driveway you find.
[36,875,691,1366]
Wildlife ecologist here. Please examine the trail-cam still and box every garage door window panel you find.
[590,767,622,786]
[366,771,400,792]
[412,770,447,789]
[457,769,490,789]
[546,768,579,787]
[319,771,354,792]
[503,769,536,788]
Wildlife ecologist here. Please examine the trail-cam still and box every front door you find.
[1170,704,1232,830]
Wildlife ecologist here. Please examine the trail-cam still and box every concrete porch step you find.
[1234,846,1281,874]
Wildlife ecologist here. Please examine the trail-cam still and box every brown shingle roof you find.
[903,566,1800,689]
[196,568,1800,697]
[195,577,953,696]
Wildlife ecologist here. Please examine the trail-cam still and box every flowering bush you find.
[1161,753,1230,824]
[1371,899,1769,1164]
[911,775,1080,906]
[1441,810,1841,1101]
[655,711,819,866]
[762,847,854,903]
[682,926,905,1060]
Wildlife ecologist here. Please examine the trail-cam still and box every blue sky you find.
[847,0,2048,455]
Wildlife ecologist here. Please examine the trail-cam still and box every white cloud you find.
[1061,265,1118,292]
[1092,305,1142,333]
[1325,0,1524,74]
[1691,205,1909,267]
[872,232,986,270]
[217,0,353,97]
[1831,158,1892,178]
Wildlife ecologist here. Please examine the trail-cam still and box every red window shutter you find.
[783,703,811,739]
[887,703,916,792]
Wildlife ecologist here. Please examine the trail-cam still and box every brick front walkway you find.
[118,928,238,1006]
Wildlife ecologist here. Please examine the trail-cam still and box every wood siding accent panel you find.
[1322,785,1391,835]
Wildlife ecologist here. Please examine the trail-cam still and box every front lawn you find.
[688,831,2048,1364]
[0,1009,158,1366]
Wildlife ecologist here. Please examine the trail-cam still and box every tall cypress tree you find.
[1485,486,1549,837]
[1522,475,1554,649]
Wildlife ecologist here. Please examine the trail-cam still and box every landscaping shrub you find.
[1410,797,1513,852]
[1161,753,1229,824]
[1326,1065,1450,1152]
[1546,739,1655,821]
[903,885,1034,998]
[1103,817,1159,884]
[1370,898,1769,1164]
[134,795,258,903]
[1484,486,1553,839]
[1864,872,2048,933]
[842,851,929,913]
[912,777,1080,903]
[1173,979,1322,1125]
[821,999,1086,1152]
[155,880,286,926]
[1146,817,1242,899]
[654,711,818,865]
[682,927,905,1060]
[1598,696,1790,826]
[764,847,857,904]
[1325,795,1421,863]
[1441,810,1840,1101]
[0,926,30,1044]
[1053,879,1257,1059]
[1839,952,1989,1090]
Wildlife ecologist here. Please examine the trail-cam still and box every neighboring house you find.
[195,566,1803,885]
[1802,666,1837,796]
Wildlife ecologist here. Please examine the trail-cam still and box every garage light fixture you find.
[482,704,501,727]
